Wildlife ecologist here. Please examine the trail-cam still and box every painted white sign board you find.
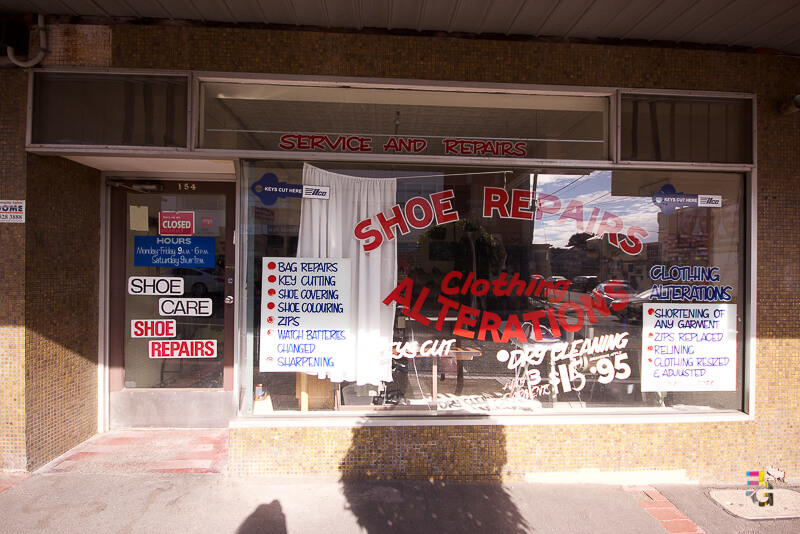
[641,303,737,392]
[259,257,352,373]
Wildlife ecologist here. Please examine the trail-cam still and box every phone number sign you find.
[0,200,25,223]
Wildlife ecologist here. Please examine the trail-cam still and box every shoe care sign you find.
[127,276,218,358]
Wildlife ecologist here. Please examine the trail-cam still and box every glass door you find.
[108,179,236,426]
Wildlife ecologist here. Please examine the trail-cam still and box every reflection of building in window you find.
[548,233,601,282]
[677,206,710,249]
[658,207,709,266]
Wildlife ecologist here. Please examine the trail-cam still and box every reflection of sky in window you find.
[532,171,660,247]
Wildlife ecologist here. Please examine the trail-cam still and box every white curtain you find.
[298,163,397,385]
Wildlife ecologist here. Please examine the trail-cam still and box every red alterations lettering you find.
[383,272,622,345]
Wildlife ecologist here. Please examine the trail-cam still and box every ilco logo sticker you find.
[302,185,330,200]
[251,173,331,206]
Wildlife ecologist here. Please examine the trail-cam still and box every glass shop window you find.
[241,160,746,415]
[620,94,752,164]
[31,72,188,147]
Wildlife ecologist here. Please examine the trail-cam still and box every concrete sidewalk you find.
[3,474,800,534]
[0,430,797,533]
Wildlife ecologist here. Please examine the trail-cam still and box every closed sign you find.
[160,211,194,235]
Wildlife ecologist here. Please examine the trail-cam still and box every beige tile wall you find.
[23,155,101,471]
[0,70,29,472]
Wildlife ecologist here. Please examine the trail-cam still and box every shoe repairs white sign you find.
[0,200,25,223]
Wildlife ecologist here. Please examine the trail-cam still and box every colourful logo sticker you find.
[746,470,774,506]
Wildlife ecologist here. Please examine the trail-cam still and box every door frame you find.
[101,173,238,429]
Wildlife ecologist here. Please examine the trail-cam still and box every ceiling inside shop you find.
[64,156,235,174]
[2,0,800,57]
[203,94,602,143]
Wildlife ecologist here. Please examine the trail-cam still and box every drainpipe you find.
[7,14,46,68]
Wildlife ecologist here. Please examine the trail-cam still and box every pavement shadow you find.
[339,423,528,533]
[236,500,287,534]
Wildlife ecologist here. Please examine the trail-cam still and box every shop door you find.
[108,179,236,427]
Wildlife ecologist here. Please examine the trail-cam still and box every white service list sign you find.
[259,258,352,373]
[641,303,737,392]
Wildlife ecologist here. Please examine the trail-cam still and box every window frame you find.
[236,159,755,423]
[26,67,193,154]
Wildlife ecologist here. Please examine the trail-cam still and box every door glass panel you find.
[124,188,227,388]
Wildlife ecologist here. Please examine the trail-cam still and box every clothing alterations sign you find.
[259,257,352,373]
[641,303,737,392]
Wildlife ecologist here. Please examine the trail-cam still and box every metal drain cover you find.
[708,489,800,520]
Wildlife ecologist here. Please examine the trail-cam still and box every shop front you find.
[21,64,762,480]
[216,80,753,422]
[239,161,747,418]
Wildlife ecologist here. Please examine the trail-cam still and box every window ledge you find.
[229,408,752,428]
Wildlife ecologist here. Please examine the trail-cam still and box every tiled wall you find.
[1,70,102,473]
[230,426,508,481]
[24,155,101,471]
[0,70,28,471]
[229,423,755,482]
